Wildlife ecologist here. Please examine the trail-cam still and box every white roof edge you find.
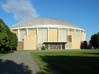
[11,24,85,31]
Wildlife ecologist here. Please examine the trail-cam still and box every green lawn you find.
[32,50,99,74]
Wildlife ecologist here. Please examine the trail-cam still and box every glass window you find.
[67,35,72,42]
[20,29,26,41]
[38,28,47,43]
[76,30,81,36]
[58,29,67,42]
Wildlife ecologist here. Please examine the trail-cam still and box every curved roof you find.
[11,18,85,31]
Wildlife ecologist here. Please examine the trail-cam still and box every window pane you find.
[67,35,72,42]
[20,29,26,41]
[58,29,67,42]
[38,28,47,43]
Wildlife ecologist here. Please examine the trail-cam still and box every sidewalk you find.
[0,51,40,74]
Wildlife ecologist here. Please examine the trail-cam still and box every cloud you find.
[1,0,39,20]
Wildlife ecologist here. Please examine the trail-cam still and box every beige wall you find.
[67,29,81,49]
[12,28,85,50]
[24,29,37,50]
[48,28,58,42]
[58,28,67,42]
[81,31,86,41]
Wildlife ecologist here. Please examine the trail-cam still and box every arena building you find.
[11,18,86,50]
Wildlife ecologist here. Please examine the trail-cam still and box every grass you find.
[32,50,99,74]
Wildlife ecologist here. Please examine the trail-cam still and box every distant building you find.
[11,18,86,50]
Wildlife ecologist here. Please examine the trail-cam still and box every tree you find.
[0,32,9,51]
[0,19,10,32]
[80,41,88,49]
[0,19,17,51]
[8,32,17,50]
[90,33,99,49]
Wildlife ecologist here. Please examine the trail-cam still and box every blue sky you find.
[0,0,99,40]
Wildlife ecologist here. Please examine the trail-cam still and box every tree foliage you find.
[90,33,99,49]
[80,41,88,49]
[0,19,17,51]
[0,33,9,49]
[0,19,10,32]
[8,32,17,50]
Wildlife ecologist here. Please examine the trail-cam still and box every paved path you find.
[0,51,40,74]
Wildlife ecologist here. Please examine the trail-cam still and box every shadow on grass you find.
[82,52,99,55]
[40,56,99,74]
[0,59,32,74]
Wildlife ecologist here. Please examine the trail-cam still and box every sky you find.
[0,0,99,40]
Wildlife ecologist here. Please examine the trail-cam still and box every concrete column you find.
[26,28,28,36]
[36,28,38,50]
[74,29,76,37]
[83,31,86,41]
[67,28,70,49]
[48,44,50,50]
[66,28,67,42]
[61,43,63,50]
[47,28,48,42]
[47,28,49,42]
[18,29,20,41]
[57,28,59,42]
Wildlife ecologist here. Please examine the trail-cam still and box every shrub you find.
[41,46,45,50]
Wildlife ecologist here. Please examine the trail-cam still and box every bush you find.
[41,46,45,50]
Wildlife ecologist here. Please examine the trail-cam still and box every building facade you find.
[11,18,86,50]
